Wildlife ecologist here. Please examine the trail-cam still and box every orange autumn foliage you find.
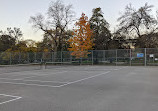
[68,13,94,58]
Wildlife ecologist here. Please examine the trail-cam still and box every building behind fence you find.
[0,48,158,66]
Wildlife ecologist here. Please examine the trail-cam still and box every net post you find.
[145,48,147,66]
[41,61,46,70]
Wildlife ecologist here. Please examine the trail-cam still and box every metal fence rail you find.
[0,48,158,66]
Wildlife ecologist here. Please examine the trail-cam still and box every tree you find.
[42,29,73,52]
[154,10,158,33]
[24,39,38,52]
[0,27,23,44]
[36,36,53,52]
[117,3,156,38]
[89,7,111,50]
[5,40,38,53]
[0,27,23,51]
[30,0,75,52]
[109,32,130,49]
[68,13,94,58]
[135,33,158,48]
[156,10,158,24]
[0,35,16,51]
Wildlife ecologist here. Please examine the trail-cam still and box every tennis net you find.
[45,61,80,69]
[44,61,122,71]
[0,63,42,74]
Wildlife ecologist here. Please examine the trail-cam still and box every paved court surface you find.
[0,66,158,111]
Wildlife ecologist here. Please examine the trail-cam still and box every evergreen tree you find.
[89,7,111,50]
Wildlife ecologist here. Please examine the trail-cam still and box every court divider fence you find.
[0,48,158,66]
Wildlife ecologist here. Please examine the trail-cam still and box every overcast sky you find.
[0,0,158,41]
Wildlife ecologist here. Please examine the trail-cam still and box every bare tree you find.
[155,10,158,32]
[30,0,75,52]
[117,3,156,38]
[156,11,158,21]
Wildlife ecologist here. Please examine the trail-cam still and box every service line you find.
[0,94,22,105]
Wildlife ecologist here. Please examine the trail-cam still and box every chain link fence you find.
[0,48,158,66]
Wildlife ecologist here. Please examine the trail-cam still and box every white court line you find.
[0,70,41,75]
[17,71,68,80]
[0,94,22,105]
[113,66,128,70]
[0,68,41,75]
[0,66,127,88]
[51,66,127,71]
[0,71,111,88]
[0,70,67,77]
[0,78,69,83]
[57,71,111,87]
[0,81,63,88]
[0,72,49,76]
[0,71,68,81]
[57,66,128,87]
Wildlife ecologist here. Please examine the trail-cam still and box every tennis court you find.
[0,64,158,111]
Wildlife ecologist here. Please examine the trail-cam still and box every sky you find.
[0,0,158,41]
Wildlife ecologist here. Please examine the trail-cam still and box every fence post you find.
[145,48,147,66]
[103,50,105,61]
[27,52,29,63]
[35,52,37,63]
[70,52,72,63]
[130,49,132,66]
[9,52,12,65]
[80,51,82,65]
[42,52,45,63]
[52,52,54,62]
[19,52,21,64]
[61,51,63,62]
[92,50,93,65]
[116,49,118,66]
